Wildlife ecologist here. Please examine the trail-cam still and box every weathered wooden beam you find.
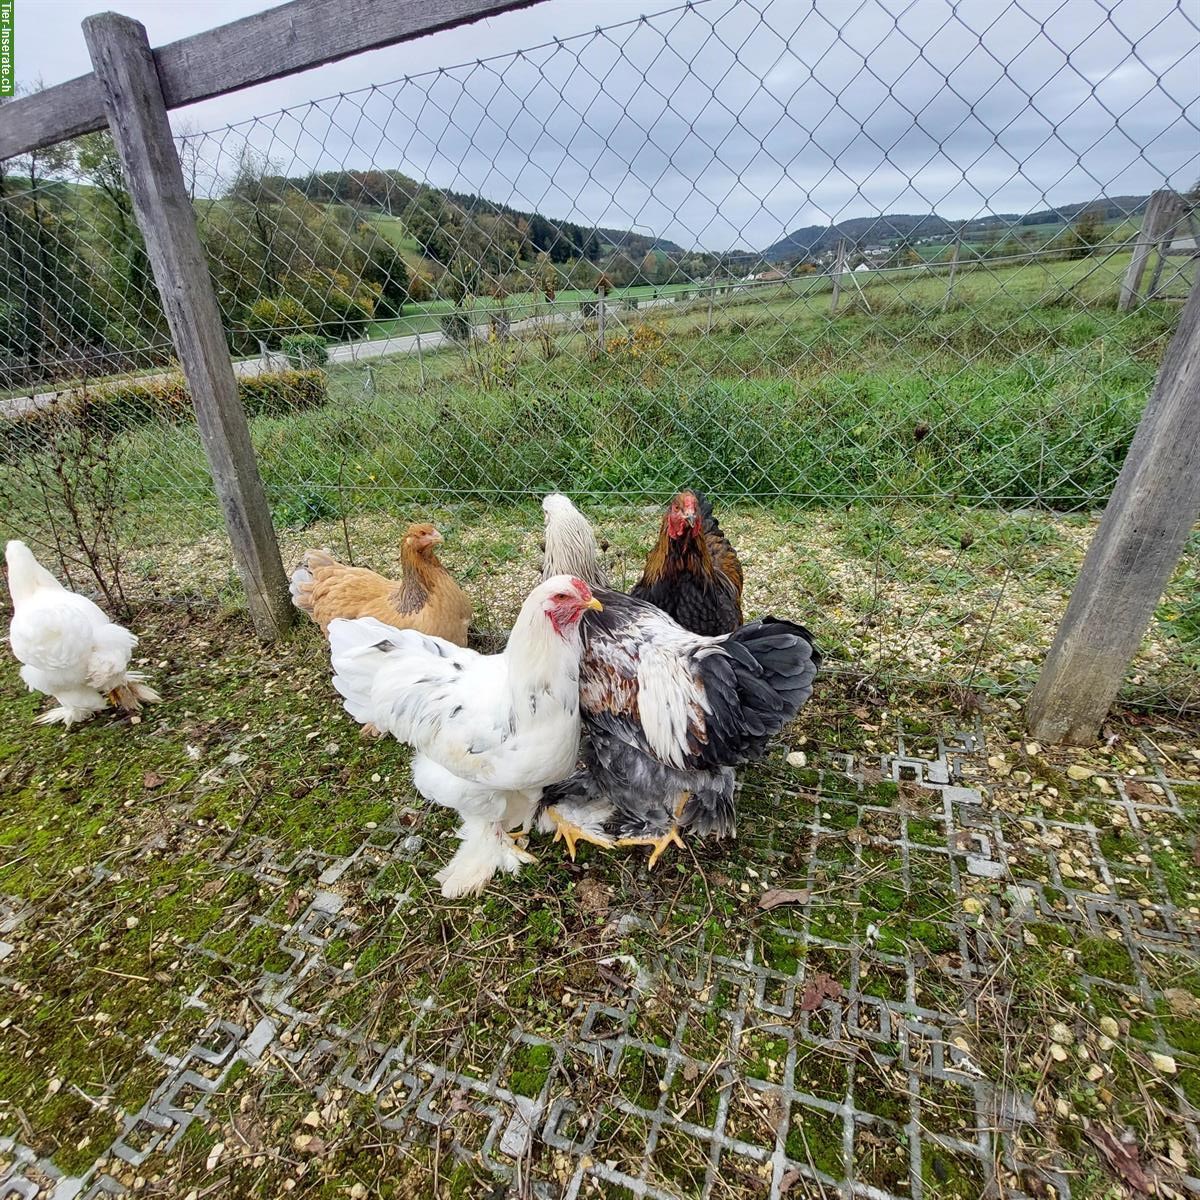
[83,12,293,640]
[1118,190,1178,312]
[1027,272,1200,745]
[1,0,545,161]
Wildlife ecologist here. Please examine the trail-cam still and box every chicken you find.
[541,493,608,588]
[327,575,601,898]
[631,490,743,636]
[290,523,471,646]
[537,497,819,865]
[4,540,160,725]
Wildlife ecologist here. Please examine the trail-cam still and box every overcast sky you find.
[15,0,1200,251]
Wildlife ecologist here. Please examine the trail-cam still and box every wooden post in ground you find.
[706,284,714,334]
[830,241,846,315]
[1026,272,1200,745]
[1146,195,1186,300]
[83,13,293,639]
[1118,190,1179,312]
[415,332,426,388]
[942,232,962,312]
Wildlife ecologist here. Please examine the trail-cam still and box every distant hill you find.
[760,194,1151,261]
[595,226,684,256]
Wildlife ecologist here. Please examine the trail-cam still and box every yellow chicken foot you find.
[503,828,538,864]
[618,826,686,869]
[546,806,614,860]
[618,794,690,869]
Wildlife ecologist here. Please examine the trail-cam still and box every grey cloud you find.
[20,0,1200,251]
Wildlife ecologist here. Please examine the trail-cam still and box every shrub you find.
[281,334,329,369]
[0,369,327,459]
[247,296,314,348]
[236,369,327,418]
[440,311,473,343]
[407,272,434,303]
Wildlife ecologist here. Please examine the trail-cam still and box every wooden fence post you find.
[83,12,293,640]
[1145,195,1186,301]
[1026,272,1200,745]
[942,232,961,312]
[830,241,845,314]
[1118,190,1179,312]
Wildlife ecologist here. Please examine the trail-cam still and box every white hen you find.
[5,540,160,725]
[328,574,601,898]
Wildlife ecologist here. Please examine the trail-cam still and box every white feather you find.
[5,541,157,726]
[327,576,593,896]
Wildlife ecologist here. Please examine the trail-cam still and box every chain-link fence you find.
[1,0,1198,708]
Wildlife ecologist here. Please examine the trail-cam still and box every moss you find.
[742,1031,789,1083]
[617,1047,664,1110]
[507,1041,554,1097]
[757,928,802,975]
[786,1104,845,1177]
[922,1150,985,1197]
[1078,936,1136,984]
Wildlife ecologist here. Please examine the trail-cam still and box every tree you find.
[361,239,409,318]
[74,131,159,336]
[1056,208,1105,260]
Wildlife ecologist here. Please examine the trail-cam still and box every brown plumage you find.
[630,490,744,636]
[289,523,471,645]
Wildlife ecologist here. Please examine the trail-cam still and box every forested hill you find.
[761,194,1152,261]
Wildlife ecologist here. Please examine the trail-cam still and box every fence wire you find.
[0,0,1198,710]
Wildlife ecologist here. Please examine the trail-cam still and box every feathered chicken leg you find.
[546,806,614,860]
[618,793,689,868]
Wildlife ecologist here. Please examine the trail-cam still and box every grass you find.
[0,604,1198,1195]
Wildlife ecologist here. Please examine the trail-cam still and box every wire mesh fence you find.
[1,0,1198,709]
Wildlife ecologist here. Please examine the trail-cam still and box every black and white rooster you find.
[537,495,820,865]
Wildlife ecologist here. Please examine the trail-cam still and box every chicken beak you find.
[426,530,444,546]
[585,596,603,612]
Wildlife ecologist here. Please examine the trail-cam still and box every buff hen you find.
[290,523,471,646]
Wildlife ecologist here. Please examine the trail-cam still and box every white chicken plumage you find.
[327,574,601,898]
[5,540,160,726]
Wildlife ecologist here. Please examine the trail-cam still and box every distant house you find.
[757,269,785,282]
[854,262,872,272]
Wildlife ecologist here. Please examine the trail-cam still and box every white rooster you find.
[5,540,160,725]
[327,574,601,898]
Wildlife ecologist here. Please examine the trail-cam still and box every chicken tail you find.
[700,618,821,763]
[289,547,339,615]
[107,677,162,713]
[328,615,411,727]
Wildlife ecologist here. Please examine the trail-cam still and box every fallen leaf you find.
[1163,989,1200,1019]
[681,1062,698,1083]
[1084,1124,1153,1194]
[142,771,164,789]
[779,1167,803,1194]
[846,827,869,846]
[799,972,844,1012]
[759,888,812,911]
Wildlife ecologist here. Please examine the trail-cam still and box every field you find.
[2,243,1200,1199]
